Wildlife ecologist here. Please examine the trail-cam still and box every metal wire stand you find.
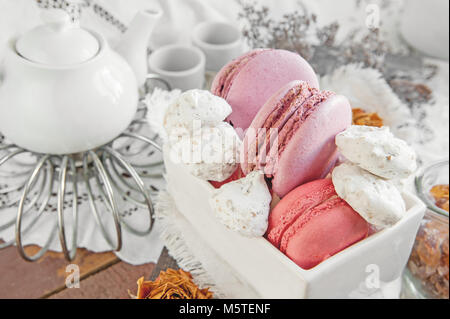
[0,104,164,262]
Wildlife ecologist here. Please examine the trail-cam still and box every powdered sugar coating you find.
[164,89,232,138]
[332,163,406,228]
[336,126,417,180]
[210,171,272,237]
[170,123,241,182]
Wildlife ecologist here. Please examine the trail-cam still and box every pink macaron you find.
[211,49,319,132]
[267,179,369,270]
[241,80,352,197]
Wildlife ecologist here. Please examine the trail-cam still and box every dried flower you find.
[408,217,449,299]
[431,185,449,212]
[352,108,384,127]
[389,79,433,106]
[135,269,213,299]
[237,0,389,71]
[237,0,319,59]
[407,184,449,299]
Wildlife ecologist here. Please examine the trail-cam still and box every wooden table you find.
[0,245,178,299]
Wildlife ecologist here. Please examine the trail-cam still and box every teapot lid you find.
[16,10,100,66]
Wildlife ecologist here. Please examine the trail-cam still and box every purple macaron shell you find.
[212,49,319,132]
[272,95,352,197]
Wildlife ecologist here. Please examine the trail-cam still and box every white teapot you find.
[0,9,162,155]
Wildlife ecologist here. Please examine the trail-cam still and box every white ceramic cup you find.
[400,0,449,60]
[192,21,243,72]
[148,45,206,91]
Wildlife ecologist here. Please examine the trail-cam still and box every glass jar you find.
[404,160,449,299]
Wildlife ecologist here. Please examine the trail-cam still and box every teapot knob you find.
[41,9,73,32]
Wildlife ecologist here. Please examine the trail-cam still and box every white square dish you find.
[163,146,426,299]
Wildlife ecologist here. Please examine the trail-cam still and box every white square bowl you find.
[163,147,426,299]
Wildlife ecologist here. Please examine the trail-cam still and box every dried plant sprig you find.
[237,0,437,143]
[237,0,390,71]
[238,0,321,59]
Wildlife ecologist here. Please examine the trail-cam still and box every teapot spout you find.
[116,9,163,87]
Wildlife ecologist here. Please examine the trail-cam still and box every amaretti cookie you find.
[332,163,407,227]
[210,171,272,237]
[164,89,232,138]
[336,125,417,180]
[169,123,241,182]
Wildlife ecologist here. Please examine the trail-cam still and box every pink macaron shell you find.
[241,81,313,174]
[211,49,268,98]
[284,198,369,270]
[248,81,310,133]
[264,90,334,177]
[266,179,336,248]
[223,50,319,131]
[211,49,264,93]
[272,95,352,197]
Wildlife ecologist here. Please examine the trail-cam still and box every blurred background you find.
[0,0,448,59]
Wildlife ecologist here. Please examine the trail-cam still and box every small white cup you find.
[148,45,206,91]
[192,21,243,72]
[400,0,449,60]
